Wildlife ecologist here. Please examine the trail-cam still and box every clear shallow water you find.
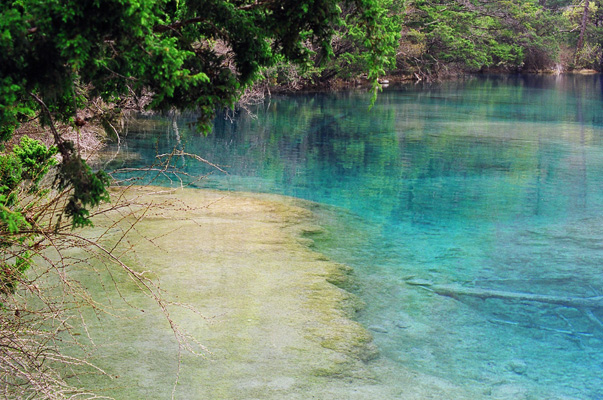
[104,74,603,399]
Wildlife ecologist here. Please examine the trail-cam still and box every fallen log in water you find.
[489,318,594,337]
[405,279,603,310]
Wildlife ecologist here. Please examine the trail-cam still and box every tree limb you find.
[27,93,71,160]
[152,1,277,33]
[153,17,206,33]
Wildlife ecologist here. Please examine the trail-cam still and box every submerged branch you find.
[156,151,229,175]
[406,279,603,310]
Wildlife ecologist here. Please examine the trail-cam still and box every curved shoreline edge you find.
[74,186,382,399]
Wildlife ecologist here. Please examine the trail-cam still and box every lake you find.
[103,74,603,399]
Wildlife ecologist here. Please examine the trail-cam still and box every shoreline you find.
[257,69,602,96]
[70,186,379,398]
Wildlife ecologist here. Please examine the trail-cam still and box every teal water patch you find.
[102,74,603,399]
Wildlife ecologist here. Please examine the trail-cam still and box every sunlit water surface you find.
[103,75,603,399]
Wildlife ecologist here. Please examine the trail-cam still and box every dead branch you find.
[156,151,229,175]
[406,279,603,310]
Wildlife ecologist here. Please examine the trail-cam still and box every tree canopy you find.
[1,0,394,136]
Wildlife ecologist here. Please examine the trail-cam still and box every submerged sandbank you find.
[65,186,482,399]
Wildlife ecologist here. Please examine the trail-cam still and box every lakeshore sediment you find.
[66,186,484,399]
[66,186,376,399]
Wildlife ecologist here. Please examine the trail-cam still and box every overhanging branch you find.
[153,1,277,33]
[153,17,205,33]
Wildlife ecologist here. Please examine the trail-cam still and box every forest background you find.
[0,0,601,398]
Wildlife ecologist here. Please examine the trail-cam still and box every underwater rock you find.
[405,278,434,287]
[394,313,413,329]
[507,359,528,375]
[395,320,410,329]
[368,325,389,333]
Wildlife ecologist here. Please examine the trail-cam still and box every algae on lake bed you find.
[62,186,379,399]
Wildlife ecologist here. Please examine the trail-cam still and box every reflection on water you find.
[103,74,603,399]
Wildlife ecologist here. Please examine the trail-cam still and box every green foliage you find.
[563,0,603,69]
[0,137,59,295]
[0,156,22,201]
[573,42,603,68]
[0,136,56,227]
[58,156,111,228]
[13,136,58,189]
[0,195,29,235]
[399,0,562,74]
[337,0,401,80]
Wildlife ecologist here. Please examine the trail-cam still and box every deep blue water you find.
[104,74,603,399]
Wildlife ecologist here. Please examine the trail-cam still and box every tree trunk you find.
[575,0,590,58]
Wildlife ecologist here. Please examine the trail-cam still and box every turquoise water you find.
[105,74,603,399]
